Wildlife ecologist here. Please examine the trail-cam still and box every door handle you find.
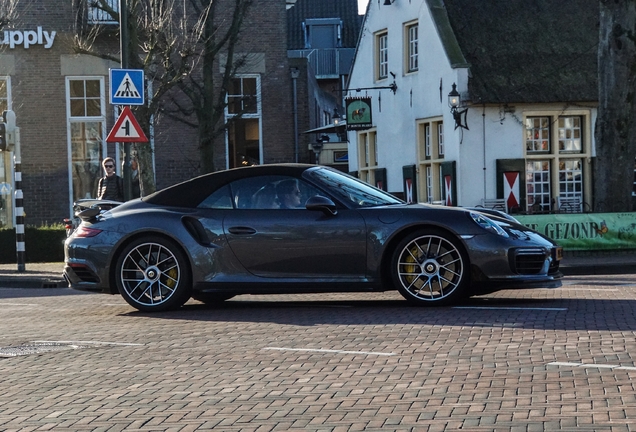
[227,226,257,235]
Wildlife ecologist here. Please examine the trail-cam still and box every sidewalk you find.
[0,262,66,288]
[0,253,635,288]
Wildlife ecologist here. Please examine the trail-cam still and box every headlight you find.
[469,212,509,237]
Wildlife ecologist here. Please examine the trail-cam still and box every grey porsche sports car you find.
[64,164,562,312]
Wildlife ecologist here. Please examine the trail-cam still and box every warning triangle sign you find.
[113,73,141,100]
[106,107,149,143]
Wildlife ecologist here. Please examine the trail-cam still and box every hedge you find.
[0,226,66,263]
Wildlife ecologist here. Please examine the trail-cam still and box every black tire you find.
[391,228,469,306]
[191,293,235,304]
[115,236,192,312]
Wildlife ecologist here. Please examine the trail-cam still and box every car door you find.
[222,175,367,279]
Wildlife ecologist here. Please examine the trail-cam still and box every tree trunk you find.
[594,0,636,212]
[132,106,156,196]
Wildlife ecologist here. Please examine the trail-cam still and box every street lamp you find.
[311,136,327,165]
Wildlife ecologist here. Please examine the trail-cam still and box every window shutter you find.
[496,159,526,212]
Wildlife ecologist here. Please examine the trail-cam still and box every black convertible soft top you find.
[143,164,316,208]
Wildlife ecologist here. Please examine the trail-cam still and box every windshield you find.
[305,167,404,208]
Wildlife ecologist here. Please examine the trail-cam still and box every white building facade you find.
[347,0,597,214]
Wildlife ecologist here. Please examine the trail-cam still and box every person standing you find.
[130,157,141,199]
[97,157,124,202]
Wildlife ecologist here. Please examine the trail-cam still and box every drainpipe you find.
[291,68,300,163]
[482,104,487,200]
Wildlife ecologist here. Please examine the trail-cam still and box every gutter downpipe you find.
[291,68,300,163]
[482,104,487,200]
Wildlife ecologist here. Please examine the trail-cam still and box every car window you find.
[198,185,233,209]
[223,175,323,210]
[305,167,403,207]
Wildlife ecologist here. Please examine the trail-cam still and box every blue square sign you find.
[110,69,145,105]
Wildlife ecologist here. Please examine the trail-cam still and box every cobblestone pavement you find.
[2,275,636,431]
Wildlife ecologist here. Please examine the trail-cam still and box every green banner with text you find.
[515,212,636,251]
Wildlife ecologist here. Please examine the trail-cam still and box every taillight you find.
[63,218,73,230]
[73,226,103,238]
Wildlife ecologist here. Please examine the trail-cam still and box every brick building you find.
[0,0,348,227]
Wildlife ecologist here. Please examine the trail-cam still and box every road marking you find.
[549,361,636,371]
[33,340,143,346]
[453,306,567,311]
[264,347,395,356]
[558,287,620,291]
[0,303,37,306]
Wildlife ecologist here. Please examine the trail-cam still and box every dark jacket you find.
[97,175,124,202]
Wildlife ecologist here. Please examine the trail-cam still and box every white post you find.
[3,110,23,272]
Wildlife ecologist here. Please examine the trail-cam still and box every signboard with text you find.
[345,97,373,131]
[516,212,636,251]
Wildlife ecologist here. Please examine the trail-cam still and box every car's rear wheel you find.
[115,236,191,312]
[391,229,468,306]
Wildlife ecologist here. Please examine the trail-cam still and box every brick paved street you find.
[1,275,636,431]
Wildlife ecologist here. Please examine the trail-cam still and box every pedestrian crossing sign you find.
[110,69,145,105]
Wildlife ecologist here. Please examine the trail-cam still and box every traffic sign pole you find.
[119,0,132,201]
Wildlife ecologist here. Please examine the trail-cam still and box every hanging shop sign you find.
[0,27,56,49]
[345,97,373,131]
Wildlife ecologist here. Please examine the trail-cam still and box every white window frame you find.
[375,30,388,81]
[0,76,11,113]
[417,117,444,202]
[225,74,263,169]
[404,22,418,73]
[0,76,14,228]
[357,129,378,185]
[65,76,107,214]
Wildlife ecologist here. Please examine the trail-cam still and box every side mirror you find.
[305,195,338,216]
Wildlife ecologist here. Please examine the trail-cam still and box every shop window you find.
[524,113,590,212]
[417,118,444,202]
[226,75,261,168]
[66,78,106,203]
[526,160,551,212]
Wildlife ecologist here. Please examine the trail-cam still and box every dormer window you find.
[87,0,119,25]
[303,18,342,49]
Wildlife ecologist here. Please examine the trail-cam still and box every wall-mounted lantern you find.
[448,83,469,130]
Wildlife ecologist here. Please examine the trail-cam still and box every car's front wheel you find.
[391,229,468,306]
[115,236,192,312]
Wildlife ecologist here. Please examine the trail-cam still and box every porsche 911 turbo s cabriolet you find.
[64,164,562,312]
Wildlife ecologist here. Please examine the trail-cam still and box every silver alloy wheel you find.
[395,234,464,302]
[119,242,182,307]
